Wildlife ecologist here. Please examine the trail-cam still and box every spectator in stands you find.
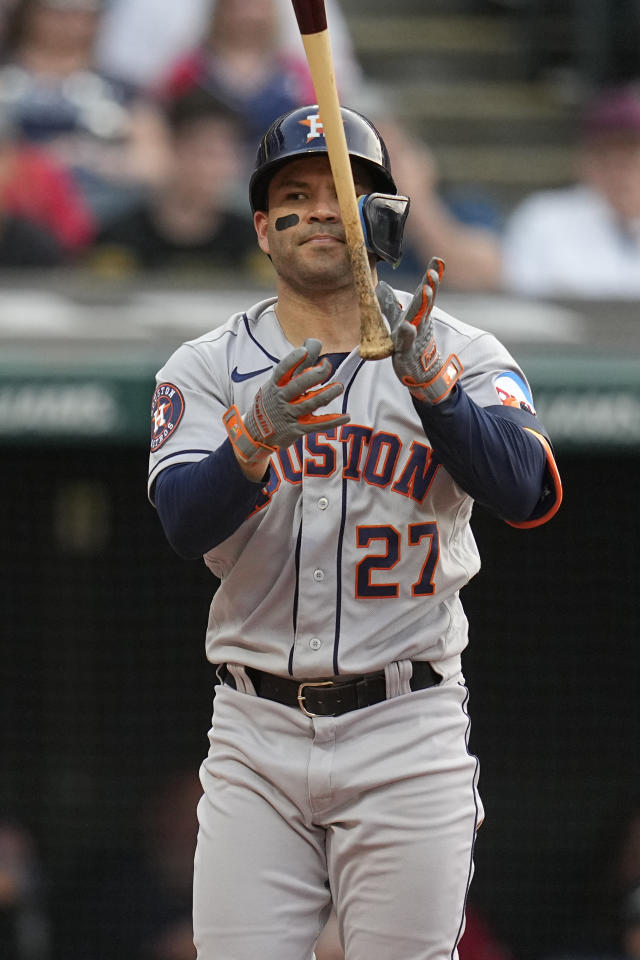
[375,119,504,292]
[97,0,363,103]
[0,818,50,959]
[0,205,61,266]
[622,885,640,960]
[0,105,94,252]
[0,0,170,228]
[89,89,259,277]
[0,0,18,43]
[96,0,213,90]
[542,798,640,960]
[0,112,63,266]
[501,81,640,299]
[158,0,317,143]
[54,768,200,960]
[598,801,640,959]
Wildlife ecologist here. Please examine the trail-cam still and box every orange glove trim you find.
[223,404,276,464]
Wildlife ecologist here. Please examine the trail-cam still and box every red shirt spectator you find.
[157,0,315,143]
[0,144,95,250]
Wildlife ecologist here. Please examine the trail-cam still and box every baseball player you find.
[148,105,563,960]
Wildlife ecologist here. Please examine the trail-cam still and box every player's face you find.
[254,155,374,293]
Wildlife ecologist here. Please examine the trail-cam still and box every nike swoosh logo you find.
[231,365,273,383]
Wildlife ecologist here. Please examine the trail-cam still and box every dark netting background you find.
[2,445,639,960]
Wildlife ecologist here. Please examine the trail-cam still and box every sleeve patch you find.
[150,383,185,451]
[493,372,535,415]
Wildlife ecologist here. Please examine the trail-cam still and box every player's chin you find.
[303,257,352,288]
[299,241,350,270]
[274,245,351,288]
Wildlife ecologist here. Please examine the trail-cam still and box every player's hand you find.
[223,339,350,465]
[375,257,463,404]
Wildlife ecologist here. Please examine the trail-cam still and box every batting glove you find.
[223,338,350,465]
[376,257,463,404]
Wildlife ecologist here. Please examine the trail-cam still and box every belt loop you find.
[226,663,258,696]
[384,659,413,699]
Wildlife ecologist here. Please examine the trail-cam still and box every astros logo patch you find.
[150,382,185,451]
[493,372,535,415]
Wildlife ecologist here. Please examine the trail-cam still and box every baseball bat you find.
[290,0,393,360]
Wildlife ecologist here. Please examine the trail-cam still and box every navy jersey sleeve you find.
[413,384,561,525]
[153,439,269,559]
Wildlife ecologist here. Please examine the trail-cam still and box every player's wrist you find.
[223,404,276,465]
[235,451,272,483]
[404,354,463,404]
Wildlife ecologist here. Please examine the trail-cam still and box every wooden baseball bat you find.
[290,0,393,360]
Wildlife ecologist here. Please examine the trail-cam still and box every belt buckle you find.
[297,680,334,718]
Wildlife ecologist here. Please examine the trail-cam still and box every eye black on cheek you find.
[275,214,300,231]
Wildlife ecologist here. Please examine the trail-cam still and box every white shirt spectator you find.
[96,0,214,88]
[97,0,363,97]
[502,183,640,299]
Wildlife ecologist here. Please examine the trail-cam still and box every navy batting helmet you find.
[249,104,397,213]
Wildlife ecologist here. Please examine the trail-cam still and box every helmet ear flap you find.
[358,193,410,266]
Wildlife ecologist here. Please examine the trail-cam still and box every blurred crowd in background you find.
[0,0,639,296]
[2,1,640,958]
[0,0,371,280]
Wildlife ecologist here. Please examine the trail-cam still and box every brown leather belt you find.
[218,661,441,718]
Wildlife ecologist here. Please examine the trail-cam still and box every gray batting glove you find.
[223,339,350,465]
[376,257,463,404]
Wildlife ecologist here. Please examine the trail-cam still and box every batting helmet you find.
[249,104,397,213]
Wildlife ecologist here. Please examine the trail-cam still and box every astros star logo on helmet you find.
[299,113,325,141]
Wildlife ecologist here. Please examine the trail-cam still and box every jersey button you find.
[313,569,325,582]
[309,638,322,650]
[318,497,329,510]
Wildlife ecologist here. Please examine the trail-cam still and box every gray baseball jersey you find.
[149,291,539,682]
